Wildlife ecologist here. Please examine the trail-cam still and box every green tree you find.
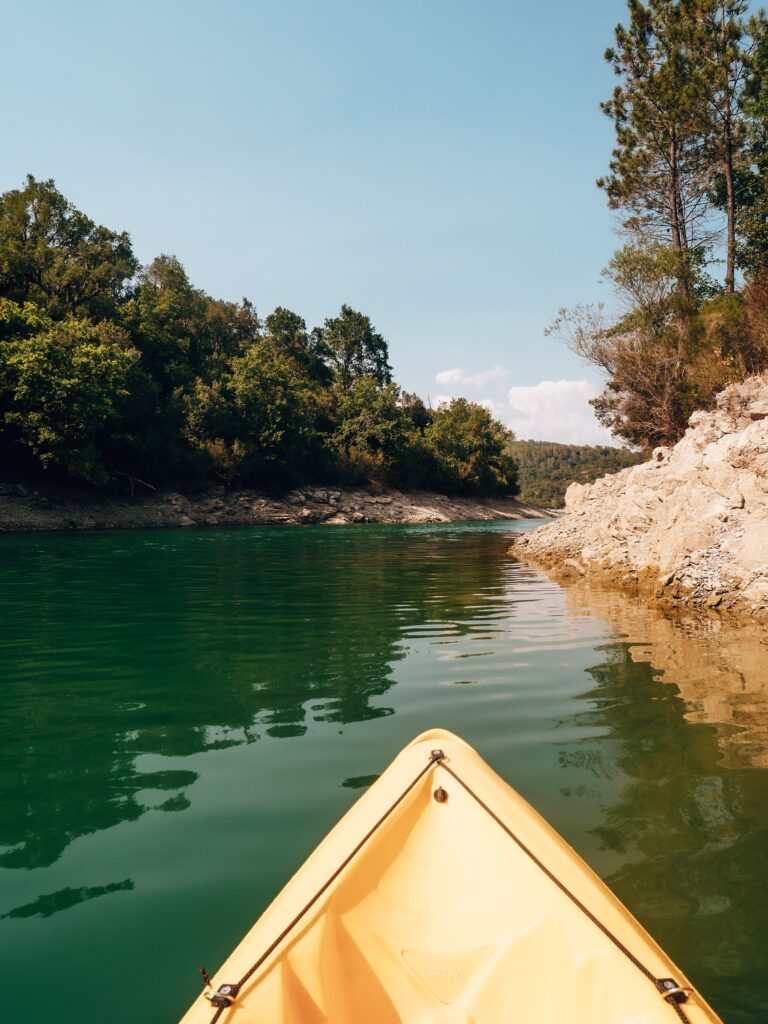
[0,304,139,483]
[550,3,768,451]
[400,391,432,430]
[0,297,50,341]
[736,12,768,277]
[185,340,323,487]
[122,255,259,394]
[0,176,531,498]
[197,294,261,367]
[265,306,331,383]
[424,398,519,495]
[599,1,712,309]
[0,176,137,320]
[315,305,392,389]
[330,377,418,485]
[693,1,757,292]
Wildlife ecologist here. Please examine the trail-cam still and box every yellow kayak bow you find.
[180,729,722,1024]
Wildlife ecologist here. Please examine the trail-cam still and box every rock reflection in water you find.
[562,579,768,768]
[551,586,768,1022]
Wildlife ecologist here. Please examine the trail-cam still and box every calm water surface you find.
[1,521,767,1022]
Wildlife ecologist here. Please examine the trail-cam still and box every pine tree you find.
[736,11,768,277]
[692,0,753,292]
[599,0,711,309]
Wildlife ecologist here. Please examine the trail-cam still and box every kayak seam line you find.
[206,756,437,1023]
[438,761,693,1024]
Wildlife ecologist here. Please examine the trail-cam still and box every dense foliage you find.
[552,1,768,450]
[0,177,519,497]
[509,441,644,508]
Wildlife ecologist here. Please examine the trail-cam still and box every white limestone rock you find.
[515,375,768,618]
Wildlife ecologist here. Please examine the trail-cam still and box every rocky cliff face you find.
[514,375,768,621]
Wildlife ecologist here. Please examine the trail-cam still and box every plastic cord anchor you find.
[657,978,690,1004]
[205,983,241,1008]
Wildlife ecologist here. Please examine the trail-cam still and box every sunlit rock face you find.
[514,375,768,621]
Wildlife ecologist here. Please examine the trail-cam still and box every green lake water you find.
[1,520,767,1022]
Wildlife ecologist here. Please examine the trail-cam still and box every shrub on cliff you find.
[552,242,768,450]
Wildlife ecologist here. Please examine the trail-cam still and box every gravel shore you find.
[0,483,550,533]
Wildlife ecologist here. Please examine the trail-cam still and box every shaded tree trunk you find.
[668,134,692,340]
[721,2,737,292]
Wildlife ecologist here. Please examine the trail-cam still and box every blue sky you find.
[1,0,632,443]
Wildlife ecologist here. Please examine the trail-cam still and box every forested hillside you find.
[509,441,643,508]
[0,177,518,498]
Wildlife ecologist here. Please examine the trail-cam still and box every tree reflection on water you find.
[0,526,515,869]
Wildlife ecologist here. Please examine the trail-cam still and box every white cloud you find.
[435,366,510,389]
[466,366,510,388]
[431,368,615,446]
[504,379,613,445]
[435,367,465,385]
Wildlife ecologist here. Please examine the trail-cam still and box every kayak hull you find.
[180,729,723,1023]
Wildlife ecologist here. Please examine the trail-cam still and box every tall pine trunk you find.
[721,3,736,293]
[669,133,692,319]
[723,117,736,292]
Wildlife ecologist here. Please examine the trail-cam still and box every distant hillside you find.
[509,440,644,508]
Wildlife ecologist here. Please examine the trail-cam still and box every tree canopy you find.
[0,177,528,498]
[0,175,137,321]
[314,304,392,390]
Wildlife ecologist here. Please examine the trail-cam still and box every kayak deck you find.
[180,729,722,1023]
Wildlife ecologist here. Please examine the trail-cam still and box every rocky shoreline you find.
[513,376,768,623]
[0,483,550,533]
